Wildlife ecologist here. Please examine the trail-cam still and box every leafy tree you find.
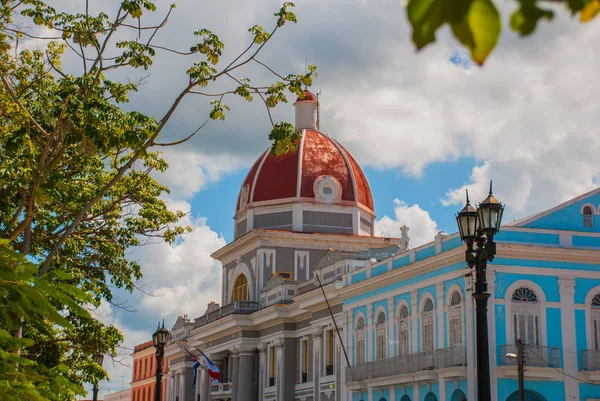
[406,0,599,65]
[0,0,315,398]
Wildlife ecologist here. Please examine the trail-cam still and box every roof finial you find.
[489,180,493,196]
[466,188,470,204]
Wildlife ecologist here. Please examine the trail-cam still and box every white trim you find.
[445,285,465,347]
[492,264,600,283]
[504,280,547,347]
[328,136,359,209]
[581,203,598,214]
[294,250,310,281]
[395,299,411,320]
[249,149,270,205]
[508,187,600,227]
[419,292,435,353]
[296,129,307,199]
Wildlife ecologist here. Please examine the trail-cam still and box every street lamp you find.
[456,181,504,401]
[506,338,525,401]
[153,320,170,401]
[92,353,104,401]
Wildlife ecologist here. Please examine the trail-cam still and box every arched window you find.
[398,305,410,356]
[584,206,594,228]
[591,294,600,351]
[421,298,434,352]
[232,274,249,302]
[512,287,540,346]
[449,291,463,346]
[356,316,366,364]
[376,311,387,360]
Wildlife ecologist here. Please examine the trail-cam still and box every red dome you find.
[295,90,317,103]
[236,130,374,214]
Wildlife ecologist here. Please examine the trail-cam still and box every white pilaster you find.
[436,282,445,349]
[439,378,446,401]
[367,303,373,361]
[247,208,254,231]
[388,296,395,358]
[258,344,266,401]
[464,274,475,401]
[559,277,579,401]
[411,291,418,353]
[276,341,284,401]
[487,270,498,401]
[390,386,396,401]
[292,203,303,231]
[413,383,420,401]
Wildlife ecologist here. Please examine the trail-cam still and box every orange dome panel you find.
[252,144,299,202]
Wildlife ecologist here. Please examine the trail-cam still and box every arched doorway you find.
[378,398,387,401]
[424,392,438,401]
[400,395,412,401]
[451,389,467,401]
[232,273,249,302]
[506,390,548,401]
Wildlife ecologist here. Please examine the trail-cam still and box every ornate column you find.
[231,349,240,401]
[559,277,579,401]
[313,330,323,401]
[464,274,475,401]
[237,347,256,401]
[275,340,285,401]
[366,303,373,361]
[411,291,418,353]
[487,270,498,401]
[387,296,395,358]
[257,344,267,401]
[436,282,445,349]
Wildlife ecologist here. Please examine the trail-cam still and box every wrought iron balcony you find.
[345,347,466,382]
[194,301,260,328]
[499,344,560,368]
[580,350,600,371]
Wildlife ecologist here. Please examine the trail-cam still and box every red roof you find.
[295,90,317,103]
[236,129,374,213]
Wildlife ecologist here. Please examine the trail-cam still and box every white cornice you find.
[211,229,400,264]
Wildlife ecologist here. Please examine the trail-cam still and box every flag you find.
[199,351,220,384]
[192,360,200,389]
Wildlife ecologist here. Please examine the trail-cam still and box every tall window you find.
[356,317,366,364]
[269,345,276,386]
[512,287,540,346]
[422,298,434,352]
[398,305,410,356]
[584,206,594,228]
[592,294,600,351]
[326,329,334,375]
[232,274,249,302]
[449,291,463,346]
[376,311,387,360]
[302,339,309,381]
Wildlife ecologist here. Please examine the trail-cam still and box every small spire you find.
[466,189,470,204]
[489,180,493,195]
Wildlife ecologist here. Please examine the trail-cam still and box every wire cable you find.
[527,347,600,387]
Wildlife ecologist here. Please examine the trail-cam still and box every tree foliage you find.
[0,0,315,398]
[406,0,598,65]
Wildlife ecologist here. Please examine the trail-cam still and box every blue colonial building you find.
[340,189,600,401]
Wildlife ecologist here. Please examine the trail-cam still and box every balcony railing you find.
[499,344,560,368]
[345,347,466,382]
[581,350,600,371]
[210,382,232,394]
[194,301,260,328]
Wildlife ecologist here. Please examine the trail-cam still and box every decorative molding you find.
[558,277,576,295]
[436,282,444,299]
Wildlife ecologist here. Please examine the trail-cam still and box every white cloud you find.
[376,199,440,248]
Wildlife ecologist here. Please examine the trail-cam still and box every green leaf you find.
[463,0,501,65]
[510,0,554,36]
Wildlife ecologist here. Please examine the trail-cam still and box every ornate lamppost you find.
[92,353,104,401]
[152,321,170,401]
[455,181,504,401]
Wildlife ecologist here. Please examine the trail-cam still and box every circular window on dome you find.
[314,175,342,203]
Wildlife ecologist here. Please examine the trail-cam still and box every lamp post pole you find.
[517,338,525,401]
[153,321,170,401]
[93,353,104,401]
[456,182,504,401]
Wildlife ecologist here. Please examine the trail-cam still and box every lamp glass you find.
[456,204,478,240]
